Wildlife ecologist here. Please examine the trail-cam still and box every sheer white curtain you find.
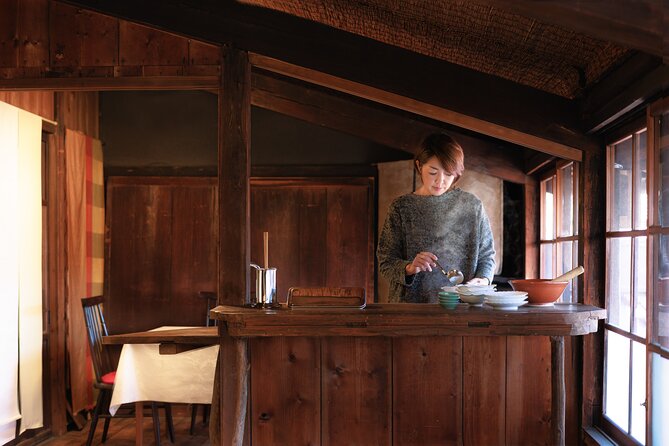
[0,101,43,444]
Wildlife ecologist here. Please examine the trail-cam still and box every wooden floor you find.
[40,405,210,446]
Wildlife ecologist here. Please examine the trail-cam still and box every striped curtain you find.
[65,129,104,413]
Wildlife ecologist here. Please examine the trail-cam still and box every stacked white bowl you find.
[483,290,529,310]
[454,284,496,306]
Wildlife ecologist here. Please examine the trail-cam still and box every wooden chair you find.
[189,291,217,435]
[81,295,175,446]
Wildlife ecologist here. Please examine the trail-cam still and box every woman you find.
[377,133,495,303]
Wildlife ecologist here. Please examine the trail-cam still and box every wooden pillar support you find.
[550,335,566,446]
[212,44,252,446]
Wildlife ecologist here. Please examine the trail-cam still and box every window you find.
[539,162,579,302]
[602,105,669,445]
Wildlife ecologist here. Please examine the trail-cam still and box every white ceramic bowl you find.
[459,294,485,305]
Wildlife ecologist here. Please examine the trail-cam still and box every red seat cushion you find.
[101,371,116,385]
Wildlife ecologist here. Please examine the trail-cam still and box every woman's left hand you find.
[466,277,489,285]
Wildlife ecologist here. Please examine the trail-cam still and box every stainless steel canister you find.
[250,263,279,308]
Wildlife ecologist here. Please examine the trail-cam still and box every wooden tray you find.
[287,287,366,309]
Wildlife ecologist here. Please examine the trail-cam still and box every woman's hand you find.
[466,277,490,285]
[405,252,438,276]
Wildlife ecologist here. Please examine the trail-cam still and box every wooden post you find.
[580,147,606,430]
[212,44,251,446]
[550,335,566,446]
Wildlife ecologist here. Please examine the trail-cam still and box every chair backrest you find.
[81,295,115,383]
[198,291,218,327]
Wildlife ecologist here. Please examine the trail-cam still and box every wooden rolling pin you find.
[552,266,584,282]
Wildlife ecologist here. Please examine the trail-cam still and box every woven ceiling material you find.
[241,0,630,98]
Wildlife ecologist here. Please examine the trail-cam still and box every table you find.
[102,326,218,445]
[211,303,606,446]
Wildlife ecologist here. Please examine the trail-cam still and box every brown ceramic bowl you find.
[508,279,568,305]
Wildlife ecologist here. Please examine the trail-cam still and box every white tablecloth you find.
[109,326,219,415]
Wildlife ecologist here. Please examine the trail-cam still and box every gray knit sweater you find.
[377,188,496,303]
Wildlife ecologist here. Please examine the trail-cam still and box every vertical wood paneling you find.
[298,188,328,286]
[322,337,391,446]
[250,337,321,445]
[79,8,118,66]
[18,0,48,67]
[170,184,218,324]
[0,91,54,120]
[0,0,18,68]
[58,91,98,137]
[119,21,188,66]
[463,336,506,445]
[49,1,80,67]
[250,186,300,302]
[189,39,221,65]
[326,185,371,295]
[393,337,462,446]
[106,184,173,333]
[506,336,551,445]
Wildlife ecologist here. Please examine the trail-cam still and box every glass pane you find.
[540,243,554,279]
[559,164,574,236]
[652,353,669,445]
[542,177,555,240]
[630,341,646,444]
[604,330,630,430]
[633,237,647,338]
[610,137,633,231]
[558,241,576,303]
[607,237,632,331]
[657,234,669,349]
[659,112,669,227]
[634,130,648,230]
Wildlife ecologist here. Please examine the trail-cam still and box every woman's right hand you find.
[405,252,438,276]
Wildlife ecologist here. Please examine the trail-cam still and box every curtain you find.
[0,101,43,443]
[65,129,104,413]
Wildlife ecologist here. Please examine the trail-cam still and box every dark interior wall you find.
[99,90,411,172]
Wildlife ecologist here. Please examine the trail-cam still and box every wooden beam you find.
[251,71,529,183]
[579,148,606,429]
[217,44,251,446]
[251,54,583,161]
[525,152,556,176]
[583,62,669,133]
[0,75,219,91]
[476,0,666,60]
[58,0,597,155]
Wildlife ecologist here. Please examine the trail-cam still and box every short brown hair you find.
[414,133,465,182]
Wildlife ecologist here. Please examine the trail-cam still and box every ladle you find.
[551,265,584,282]
[446,269,464,285]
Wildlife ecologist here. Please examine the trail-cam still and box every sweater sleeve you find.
[475,205,496,281]
[377,201,415,288]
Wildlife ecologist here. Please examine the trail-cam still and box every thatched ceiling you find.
[241,0,631,99]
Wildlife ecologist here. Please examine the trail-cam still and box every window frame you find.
[601,97,669,445]
[539,160,580,302]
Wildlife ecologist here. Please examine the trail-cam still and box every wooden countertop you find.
[102,326,218,345]
[211,302,606,337]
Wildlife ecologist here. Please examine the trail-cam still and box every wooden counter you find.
[211,303,606,446]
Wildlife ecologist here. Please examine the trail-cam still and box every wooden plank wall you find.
[104,177,218,333]
[250,179,375,302]
[0,0,220,81]
[249,335,561,445]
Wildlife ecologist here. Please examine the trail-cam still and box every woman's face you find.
[417,156,455,196]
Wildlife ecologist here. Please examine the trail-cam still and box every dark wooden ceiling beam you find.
[583,61,669,133]
[525,152,556,176]
[251,70,529,183]
[476,0,666,61]
[58,0,599,156]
